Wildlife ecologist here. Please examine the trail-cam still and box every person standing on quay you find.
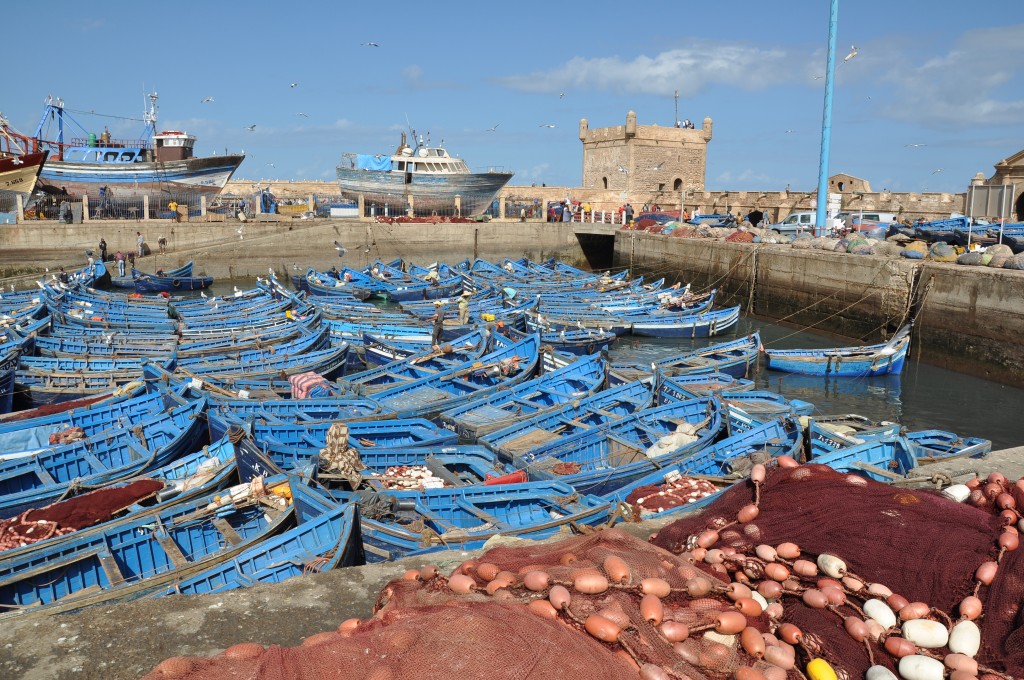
[114,250,125,276]
[136,231,145,258]
[98,238,107,262]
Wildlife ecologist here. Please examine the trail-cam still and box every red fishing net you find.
[143,464,1023,680]
[0,479,163,551]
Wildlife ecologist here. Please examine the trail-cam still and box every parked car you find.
[772,212,843,237]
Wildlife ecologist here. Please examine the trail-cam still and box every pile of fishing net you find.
[0,479,163,551]
[143,464,1023,680]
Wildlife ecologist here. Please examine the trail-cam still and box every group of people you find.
[617,203,635,225]
[89,232,168,276]
[430,292,472,345]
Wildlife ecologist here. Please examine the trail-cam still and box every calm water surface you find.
[208,281,1024,451]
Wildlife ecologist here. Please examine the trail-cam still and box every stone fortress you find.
[226,110,1024,224]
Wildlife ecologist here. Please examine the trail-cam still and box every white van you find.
[773,212,843,237]
[836,211,898,226]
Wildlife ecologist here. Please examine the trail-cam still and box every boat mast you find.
[143,92,159,139]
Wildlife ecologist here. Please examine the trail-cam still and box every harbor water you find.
[204,280,1024,451]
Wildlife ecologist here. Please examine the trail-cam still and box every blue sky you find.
[8,1,1023,194]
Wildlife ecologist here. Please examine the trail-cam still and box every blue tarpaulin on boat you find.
[356,155,392,171]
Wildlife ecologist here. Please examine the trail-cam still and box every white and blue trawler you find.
[20,94,244,205]
[336,132,513,217]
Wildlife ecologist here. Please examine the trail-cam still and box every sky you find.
[7,0,1023,194]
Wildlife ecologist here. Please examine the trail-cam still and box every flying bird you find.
[904,143,927,148]
[559,92,565,99]
[363,42,379,47]
[784,129,796,134]
[236,225,245,240]
[201,96,214,103]
[812,75,824,80]
[652,162,664,171]
[539,124,556,128]
[245,124,256,131]
[266,163,275,167]
[617,165,628,174]
[296,112,309,117]
[334,241,347,258]
[290,82,299,88]
[486,123,500,132]
[931,168,944,174]
[843,45,858,62]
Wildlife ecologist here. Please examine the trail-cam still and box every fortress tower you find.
[579,111,712,199]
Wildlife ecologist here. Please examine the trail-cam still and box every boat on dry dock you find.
[336,132,512,216]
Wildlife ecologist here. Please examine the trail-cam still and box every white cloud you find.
[873,24,1024,126]
[497,43,809,95]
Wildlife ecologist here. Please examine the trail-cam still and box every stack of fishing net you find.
[144,463,1023,680]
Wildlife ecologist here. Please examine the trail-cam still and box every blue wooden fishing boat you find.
[344,480,610,563]
[764,324,912,377]
[254,418,459,470]
[0,430,240,564]
[505,324,616,356]
[666,386,813,419]
[362,333,541,420]
[611,333,761,383]
[653,372,754,396]
[806,414,902,457]
[110,261,194,289]
[339,331,494,394]
[14,354,177,408]
[361,328,490,367]
[215,395,390,424]
[480,379,655,460]
[178,344,350,384]
[627,305,740,339]
[0,388,178,455]
[157,484,363,596]
[806,415,989,463]
[511,396,724,496]
[312,445,516,491]
[905,430,991,463]
[0,397,208,519]
[0,471,305,620]
[603,417,803,519]
[132,269,214,293]
[810,436,918,481]
[0,347,17,415]
[438,353,606,440]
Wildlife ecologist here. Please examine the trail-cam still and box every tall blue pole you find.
[815,0,840,236]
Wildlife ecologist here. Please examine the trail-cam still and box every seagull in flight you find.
[904,143,927,148]
[843,45,858,63]
[363,42,379,47]
[652,162,664,171]
[266,162,275,167]
[201,96,214,103]
[784,129,796,134]
[931,168,944,175]
[539,124,556,128]
[812,75,823,80]
[617,165,628,174]
[237,225,245,240]
[296,112,309,118]
[245,124,256,131]
[487,123,500,132]
[559,92,565,99]
[334,241,347,258]
[290,82,299,88]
